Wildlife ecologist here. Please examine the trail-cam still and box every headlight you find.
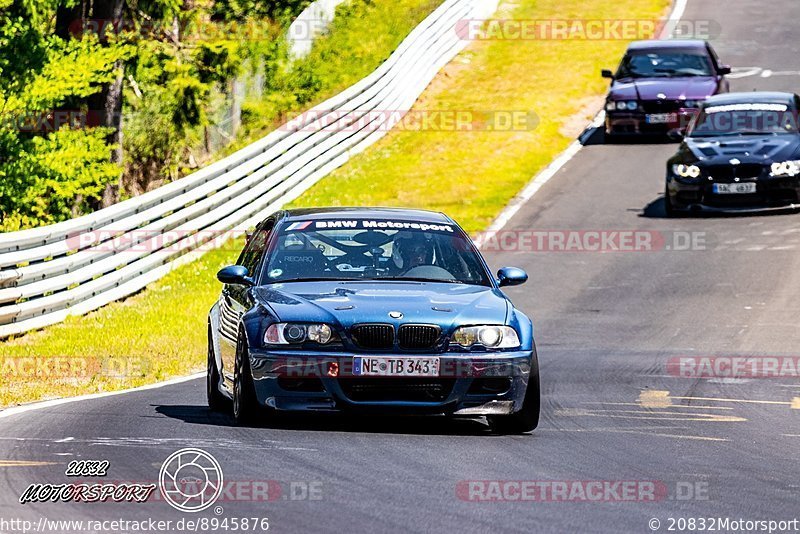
[607,101,638,111]
[671,163,701,179]
[770,160,800,177]
[264,323,335,344]
[450,326,520,349]
[683,100,700,108]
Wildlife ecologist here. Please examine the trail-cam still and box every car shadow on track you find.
[153,404,513,436]
[579,124,678,146]
[640,196,800,219]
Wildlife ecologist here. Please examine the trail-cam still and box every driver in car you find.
[391,233,434,274]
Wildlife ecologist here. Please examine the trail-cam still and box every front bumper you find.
[247,349,535,416]
[606,110,697,135]
[667,175,800,213]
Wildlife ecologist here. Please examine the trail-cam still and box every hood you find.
[682,133,800,163]
[253,281,509,332]
[609,77,718,101]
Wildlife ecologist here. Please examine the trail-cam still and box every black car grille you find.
[398,325,440,349]
[339,378,455,402]
[706,164,765,182]
[640,99,684,114]
[351,324,394,349]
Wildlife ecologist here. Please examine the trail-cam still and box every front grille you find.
[640,99,683,114]
[706,164,765,181]
[339,378,455,402]
[398,324,440,349]
[351,324,394,349]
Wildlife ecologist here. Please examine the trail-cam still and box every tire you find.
[664,185,676,218]
[490,371,540,434]
[232,330,261,425]
[207,327,228,412]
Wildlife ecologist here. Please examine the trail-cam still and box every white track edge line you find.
[0,372,204,419]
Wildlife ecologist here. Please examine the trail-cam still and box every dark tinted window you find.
[263,219,491,286]
[617,51,713,78]
[688,103,799,136]
[236,217,275,275]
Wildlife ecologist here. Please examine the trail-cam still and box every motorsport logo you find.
[159,448,224,513]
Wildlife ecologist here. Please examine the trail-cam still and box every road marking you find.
[540,428,728,442]
[555,408,745,422]
[590,402,733,410]
[639,390,800,409]
[760,69,773,78]
[55,437,74,443]
[0,372,204,421]
[0,460,56,467]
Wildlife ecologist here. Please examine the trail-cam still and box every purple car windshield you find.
[617,52,714,78]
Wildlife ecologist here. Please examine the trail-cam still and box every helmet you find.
[392,233,434,270]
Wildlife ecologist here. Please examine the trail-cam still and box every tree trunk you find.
[85,0,126,207]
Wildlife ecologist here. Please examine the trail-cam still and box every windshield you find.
[262,219,492,286]
[616,51,714,78]
[688,103,799,136]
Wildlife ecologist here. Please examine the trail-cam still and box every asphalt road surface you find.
[1,0,799,532]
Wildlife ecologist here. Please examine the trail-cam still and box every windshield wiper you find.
[267,277,336,284]
[389,277,467,284]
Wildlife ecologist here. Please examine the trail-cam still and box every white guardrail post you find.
[0,0,499,338]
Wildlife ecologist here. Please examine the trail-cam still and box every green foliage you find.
[0,127,120,230]
[0,2,126,230]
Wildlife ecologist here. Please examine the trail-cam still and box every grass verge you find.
[0,0,669,407]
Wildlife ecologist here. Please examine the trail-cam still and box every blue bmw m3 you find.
[207,208,539,433]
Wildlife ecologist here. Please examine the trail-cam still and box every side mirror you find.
[601,69,614,79]
[497,267,528,287]
[717,65,731,75]
[217,265,254,286]
[666,128,685,141]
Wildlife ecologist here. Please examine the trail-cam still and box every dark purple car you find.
[602,40,731,137]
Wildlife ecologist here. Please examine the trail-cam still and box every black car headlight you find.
[264,323,334,345]
[671,163,701,179]
[450,326,520,349]
[770,160,800,177]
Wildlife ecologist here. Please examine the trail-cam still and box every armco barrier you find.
[0,0,499,338]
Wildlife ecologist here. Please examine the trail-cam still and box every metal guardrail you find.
[0,0,498,338]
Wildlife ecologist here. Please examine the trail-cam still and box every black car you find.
[665,91,800,215]
[602,39,730,137]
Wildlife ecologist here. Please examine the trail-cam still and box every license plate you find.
[645,113,676,124]
[713,182,756,194]
[353,356,440,377]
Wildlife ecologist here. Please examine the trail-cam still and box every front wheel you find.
[489,371,540,434]
[232,330,261,425]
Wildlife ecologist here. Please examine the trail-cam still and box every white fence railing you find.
[0,0,498,338]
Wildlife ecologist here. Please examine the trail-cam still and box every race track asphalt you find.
[1,0,798,532]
